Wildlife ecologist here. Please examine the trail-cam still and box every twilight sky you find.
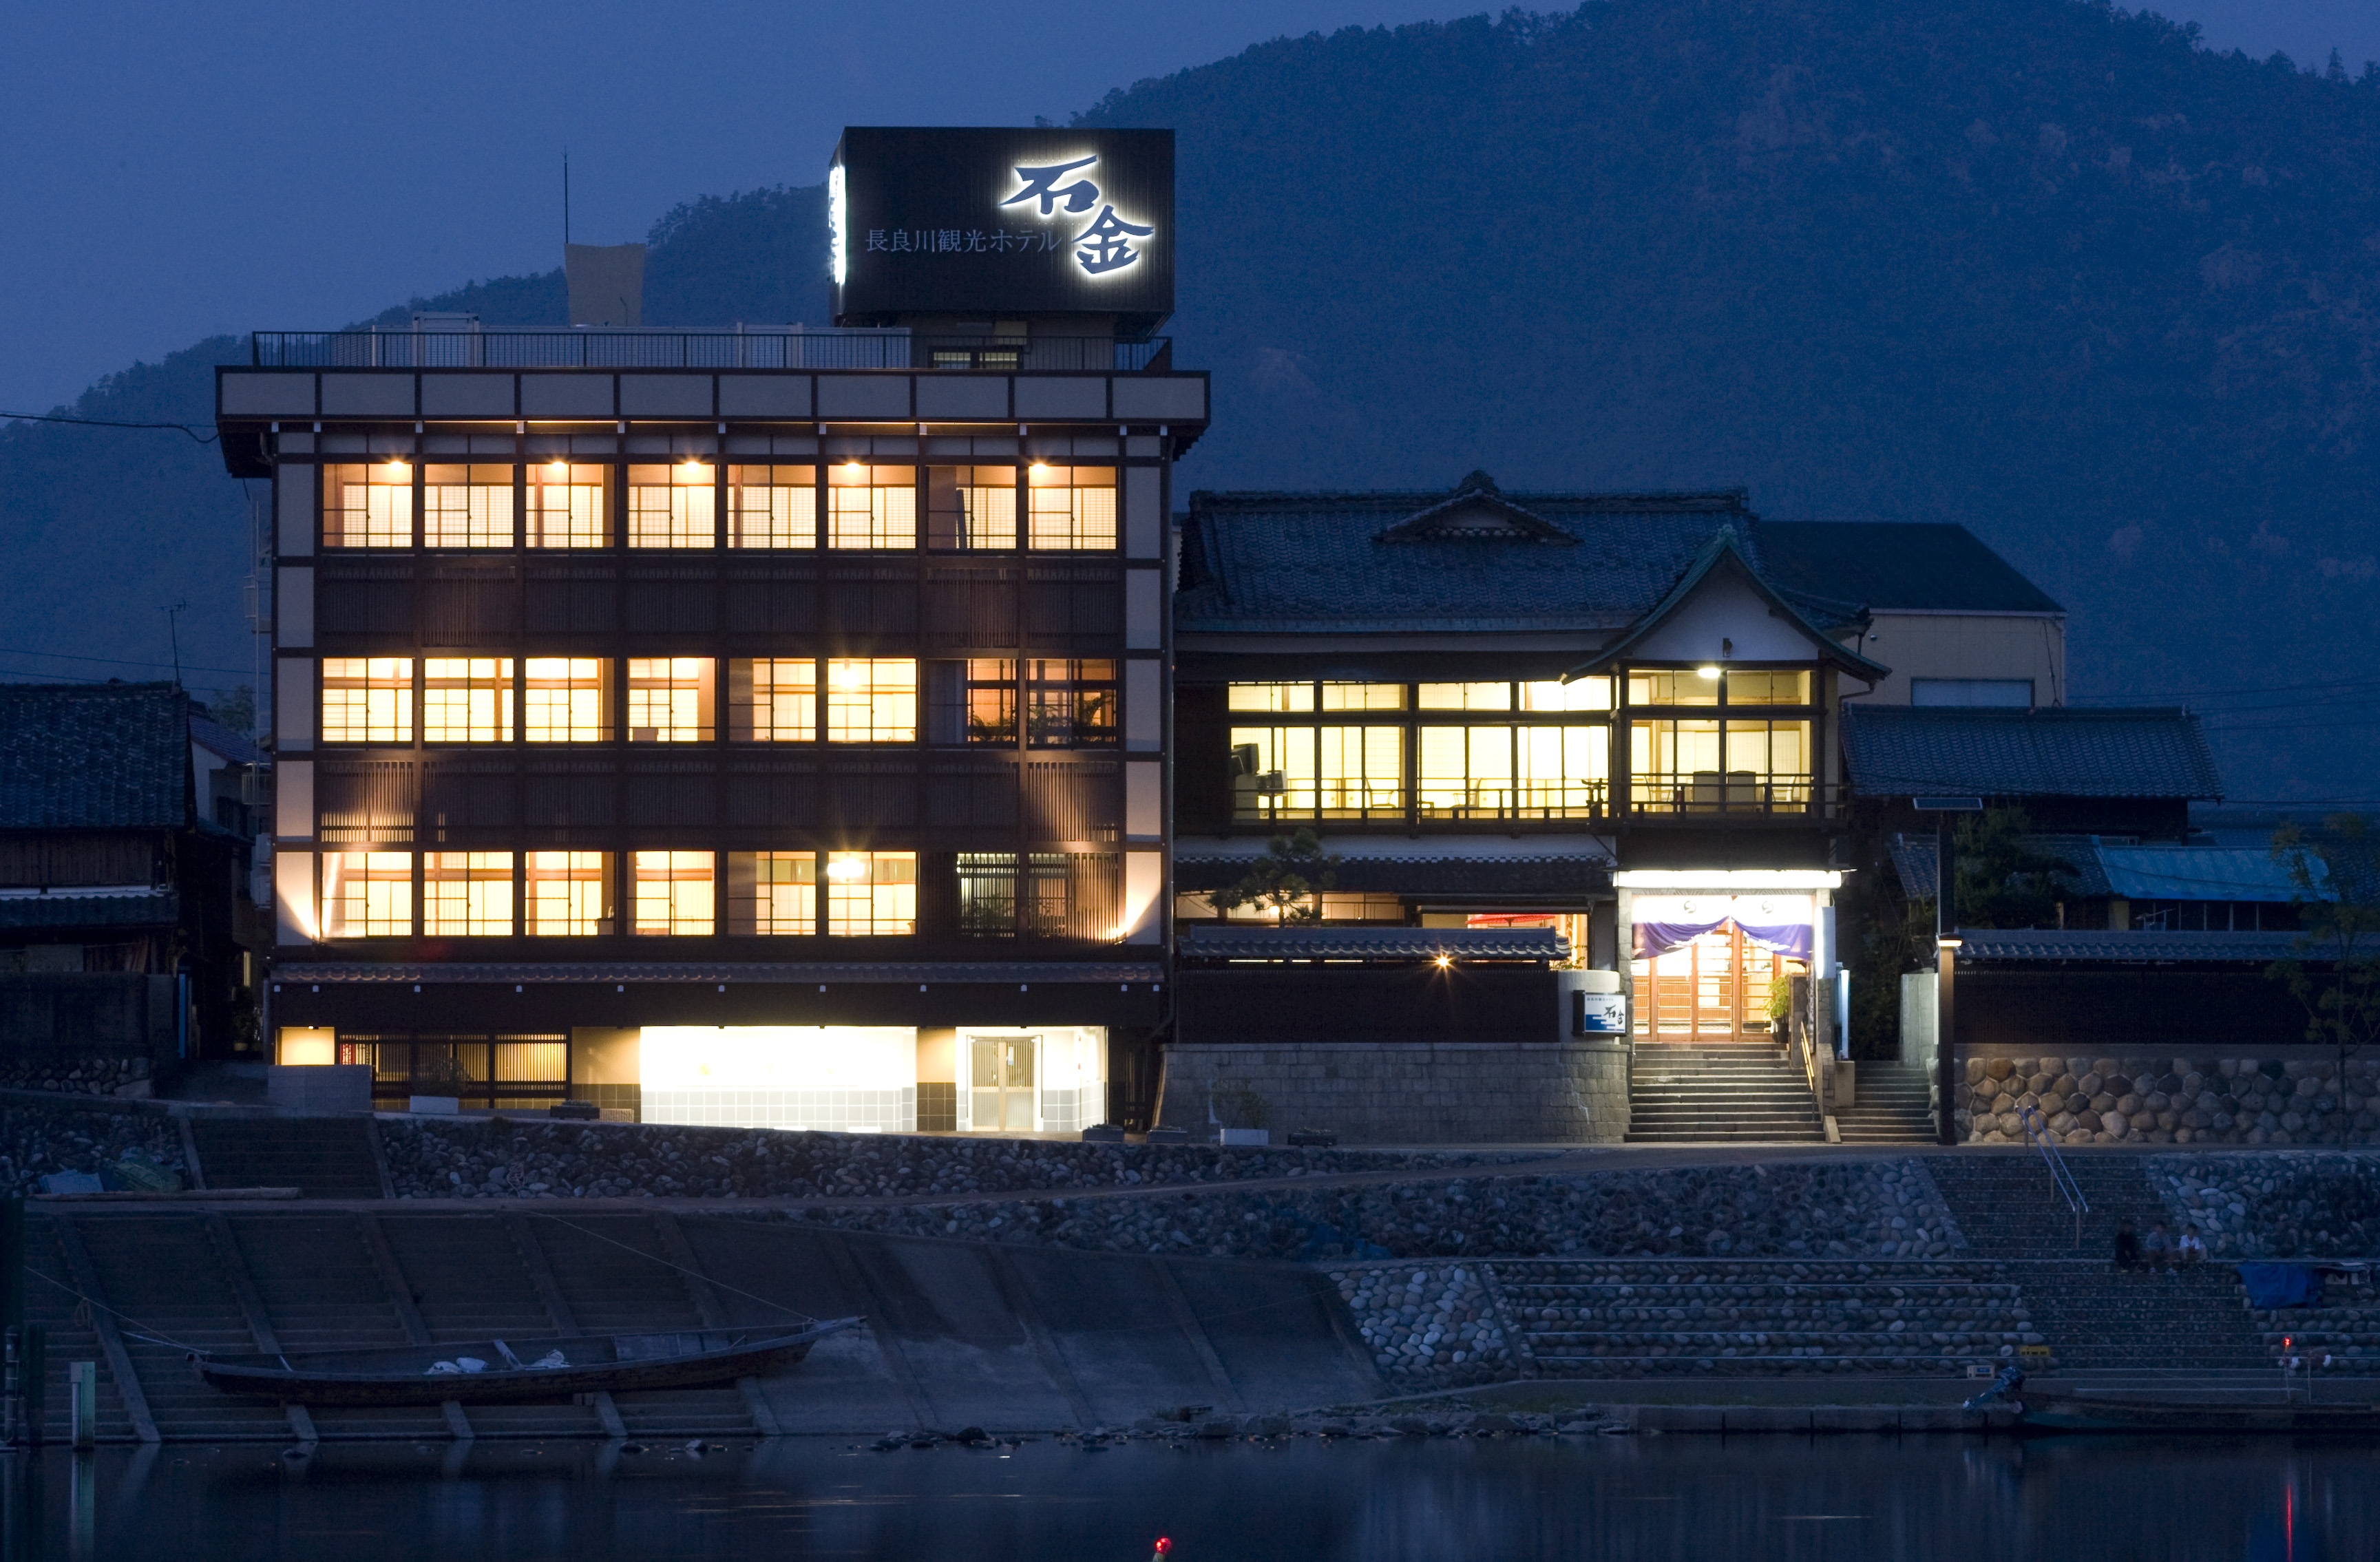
[1,0,2373,415]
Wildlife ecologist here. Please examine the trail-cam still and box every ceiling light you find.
[547,458,567,475]
[1696,665,1722,679]
[824,858,865,881]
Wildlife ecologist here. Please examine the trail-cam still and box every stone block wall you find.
[1329,1263,1517,1386]
[1960,1055,2380,1147]
[2148,1151,2380,1258]
[1157,1041,1631,1144]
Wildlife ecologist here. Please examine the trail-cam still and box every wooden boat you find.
[2019,1388,2380,1435]
[191,1318,862,1406]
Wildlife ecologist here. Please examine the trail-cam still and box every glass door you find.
[968,1034,1039,1132]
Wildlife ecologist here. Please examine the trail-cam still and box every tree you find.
[1209,829,1340,925]
[2268,817,2380,1084]
[1948,807,2072,929]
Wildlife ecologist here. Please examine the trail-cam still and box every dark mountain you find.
[6,1,2377,796]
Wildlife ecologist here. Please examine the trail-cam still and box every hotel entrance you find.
[1624,890,1818,1042]
[969,1033,1038,1132]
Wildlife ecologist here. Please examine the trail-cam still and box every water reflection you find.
[3,1434,2375,1561]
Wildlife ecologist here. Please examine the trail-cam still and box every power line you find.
[0,410,218,445]
[0,646,257,678]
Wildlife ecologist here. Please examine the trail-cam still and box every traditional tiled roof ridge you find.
[1187,486,1754,514]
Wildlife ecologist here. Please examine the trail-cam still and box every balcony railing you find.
[1230,781,1612,824]
[1628,772,1826,816]
[251,328,1171,374]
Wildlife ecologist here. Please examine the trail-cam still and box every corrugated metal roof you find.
[1843,705,2223,800]
[273,960,1165,985]
[2097,845,2319,903]
[0,683,189,830]
[1177,925,1566,961]
[1956,929,2308,963]
[1759,522,2065,615]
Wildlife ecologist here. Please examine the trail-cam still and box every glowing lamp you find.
[1937,935,1963,949]
[1434,953,1452,969]
[843,460,865,475]
[547,458,567,475]
[385,457,408,474]
[824,858,866,881]
[1696,664,1722,679]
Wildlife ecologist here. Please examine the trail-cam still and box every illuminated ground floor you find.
[266,962,1156,1131]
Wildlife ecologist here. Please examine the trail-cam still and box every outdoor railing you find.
[251,328,1172,373]
[1628,772,1830,816]
[2014,1102,2090,1244]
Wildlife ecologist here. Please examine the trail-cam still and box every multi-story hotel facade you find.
[217,129,1201,1134]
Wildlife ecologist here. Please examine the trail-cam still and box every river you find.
[7,1433,2374,1560]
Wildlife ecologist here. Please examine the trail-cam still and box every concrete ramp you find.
[27,1210,1382,1442]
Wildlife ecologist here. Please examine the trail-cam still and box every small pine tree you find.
[1210,829,1341,925]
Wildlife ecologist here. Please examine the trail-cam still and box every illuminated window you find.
[724,852,814,935]
[526,462,608,548]
[626,657,714,742]
[727,465,816,549]
[1318,726,1404,814]
[321,658,414,743]
[1026,465,1117,550]
[526,850,612,935]
[423,465,514,548]
[1629,713,1812,812]
[1521,678,1611,711]
[965,659,1017,743]
[632,850,715,936]
[957,852,1108,938]
[1026,659,1117,747]
[524,659,609,742]
[423,852,514,936]
[1320,684,1406,710]
[1628,670,1720,707]
[495,1039,568,1087]
[422,658,514,743]
[1227,682,1315,713]
[1419,726,1515,816]
[825,463,917,549]
[728,659,816,742]
[1418,682,1513,711]
[825,659,918,742]
[927,465,1020,549]
[824,851,916,936]
[1725,670,1813,706]
[627,462,717,548]
[321,850,412,937]
[1517,726,1610,816]
[323,462,412,549]
[1230,726,1316,819]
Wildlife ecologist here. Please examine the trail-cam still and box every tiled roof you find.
[271,960,1165,986]
[1759,523,2064,615]
[1177,925,1567,961]
[1174,855,1611,896]
[0,889,178,931]
[1843,706,2223,800]
[1956,929,2309,964]
[0,683,189,830]
[1177,480,1767,634]
[189,711,268,768]
[1564,525,1890,681]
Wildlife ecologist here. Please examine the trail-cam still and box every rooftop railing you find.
[250,328,1170,374]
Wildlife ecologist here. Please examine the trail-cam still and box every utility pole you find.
[1915,797,1982,1146]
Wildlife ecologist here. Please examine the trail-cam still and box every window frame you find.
[1619,662,1822,816]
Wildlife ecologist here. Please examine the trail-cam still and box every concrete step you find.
[189,1117,386,1199]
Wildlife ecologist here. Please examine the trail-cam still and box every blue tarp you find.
[2237,1263,2326,1309]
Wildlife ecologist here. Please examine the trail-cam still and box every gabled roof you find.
[1758,523,2065,615]
[1373,472,1578,545]
[1565,523,1891,682]
[1843,705,2223,801]
[0,683,190,831]
[1177,481,1762,635]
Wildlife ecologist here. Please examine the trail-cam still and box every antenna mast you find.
[564,151,571,249]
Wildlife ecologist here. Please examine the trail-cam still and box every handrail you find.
[2013,1103,2089,1245]
[250,328,1172,374]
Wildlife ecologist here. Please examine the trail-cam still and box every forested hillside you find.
[6,0,2377,794]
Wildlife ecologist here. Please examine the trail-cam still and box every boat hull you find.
[192,1320,861,1406]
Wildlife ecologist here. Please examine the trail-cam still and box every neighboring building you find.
[0,682,268,1077]
[1760,522,2066,708]
[215,128,1202,1128]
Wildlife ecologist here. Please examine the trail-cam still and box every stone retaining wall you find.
[377,1115,1519,1201]
[0,1057,151,1098]
[797,1159,1962,1264]
[1960,1055,2380,1147]
[1157,1042,1632,1144]
[2148,1151,2380,1258]
[0,1099,186,1196]
[1329,1263,1517,1386]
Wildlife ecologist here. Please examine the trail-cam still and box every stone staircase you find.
[1835,1062,1938,1146]
[1491,1258,2030,1375]
[1625,1043,1824,1143]
[1928,1150,2273,1371]
[188,1115,388,1198]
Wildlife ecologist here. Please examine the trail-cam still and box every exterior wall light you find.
[1433,953,1453,969]
[386,457,409,475]
[1937,935,1963,949]
[547,458,567,474]
[1696,664,1722,679]
[823,858,866,881]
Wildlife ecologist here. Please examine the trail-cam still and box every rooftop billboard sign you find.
[830,127,1175,325]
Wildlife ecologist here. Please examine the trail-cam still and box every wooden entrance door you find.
[1633,926,1791,1040]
